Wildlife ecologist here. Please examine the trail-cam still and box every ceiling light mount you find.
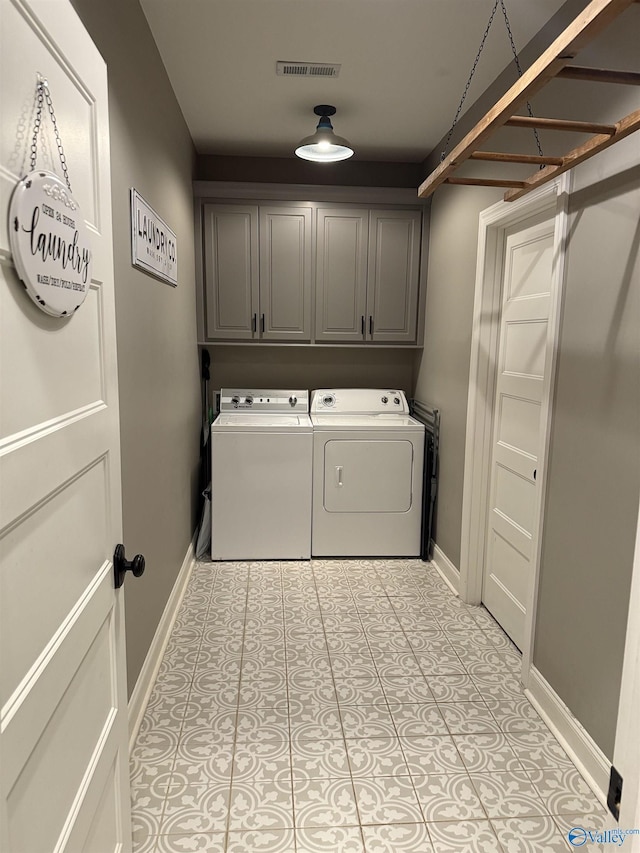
[295,104,354,163]
[314,104,336,117]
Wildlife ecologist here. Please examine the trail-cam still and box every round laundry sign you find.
[8,170,92,318]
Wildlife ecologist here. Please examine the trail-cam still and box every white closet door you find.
[483,219,554,649]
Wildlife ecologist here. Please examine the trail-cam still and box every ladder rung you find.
[469,151,564,166]
[505,115,617,134]
[556,66,640,85]
[444,177,527,188]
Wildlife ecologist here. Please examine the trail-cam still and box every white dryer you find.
[211,389,312,560]
[311,389,425,557]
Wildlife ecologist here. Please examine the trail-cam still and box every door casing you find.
[459,173,571,682]
[613,497,640,839]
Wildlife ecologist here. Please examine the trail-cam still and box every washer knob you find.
[231,395,240,408]
[289,395,297,407]
[381,396,388,404]
[245,395,254,406]
[394,397,401,405]
[322,394,335,407]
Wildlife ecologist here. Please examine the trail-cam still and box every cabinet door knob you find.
[369,315,374,335]
[261,313,265,333]
[252,313,257,333]
[361,315,365,336]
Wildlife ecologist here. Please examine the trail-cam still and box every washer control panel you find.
[230,394,254,409]
[311,389,409,415]
[220,389,309,413]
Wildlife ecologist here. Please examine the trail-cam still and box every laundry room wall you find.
[70,0,201,696]
[531,96,640,760]
[197,156,422,188]
[414,9,640,760]
[411,184,501,569]
[205,346,416,399]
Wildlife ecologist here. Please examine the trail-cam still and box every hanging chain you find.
[440,0,544,162]
[440,0,500,162]
[499,0,544,159]
[29,79,44,173]
[29,75,73,192]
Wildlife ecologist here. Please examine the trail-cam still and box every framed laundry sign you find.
[130,189,177,286]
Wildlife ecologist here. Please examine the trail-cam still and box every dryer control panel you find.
[311,388,409,415]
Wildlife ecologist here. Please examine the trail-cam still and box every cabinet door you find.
[259,207,312,341]
[315,209,368,342]
[203,204,259,340]
[367,209,422,343]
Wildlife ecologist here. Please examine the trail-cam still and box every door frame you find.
[613,497,640,839]
[459,173,571,680]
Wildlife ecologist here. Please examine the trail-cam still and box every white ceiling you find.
[139,0,574,163]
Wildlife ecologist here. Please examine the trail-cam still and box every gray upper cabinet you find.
[367,209,421,343]
[315,207,422,344]
[315,209,369,343]
[203,203,311,342]
[259,207,312,342]
[200,197,424,346]
[204,204,259,341]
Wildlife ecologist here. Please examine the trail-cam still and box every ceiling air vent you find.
[276,61,341,78]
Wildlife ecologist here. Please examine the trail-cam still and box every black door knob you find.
[113,543,146,588]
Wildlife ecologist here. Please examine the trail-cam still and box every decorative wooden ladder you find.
[417,0,640,202]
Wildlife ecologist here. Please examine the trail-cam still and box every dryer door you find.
[324,439,414,512]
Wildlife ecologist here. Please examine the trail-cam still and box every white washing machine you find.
[311,388,425,557]
[211,389,312,560]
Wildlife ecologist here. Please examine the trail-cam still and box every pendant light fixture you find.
[295,105,354,162]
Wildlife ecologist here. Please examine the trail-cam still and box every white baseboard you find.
[128,533,197,751]
[431,544,460,597]
[526,666,611,807]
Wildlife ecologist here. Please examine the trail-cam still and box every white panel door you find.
[0,2,131,852]
[483,219,554,649]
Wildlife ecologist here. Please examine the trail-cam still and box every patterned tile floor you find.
[131,559,609,852]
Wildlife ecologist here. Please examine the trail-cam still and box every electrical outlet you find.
[607,765,623,821]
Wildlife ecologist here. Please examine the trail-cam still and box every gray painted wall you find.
[413,185,502,566]
[207,346,416,397]
[70,0,201,695]
[534,134,640,759]
[198,155,422,188]
[416,69,639,756]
